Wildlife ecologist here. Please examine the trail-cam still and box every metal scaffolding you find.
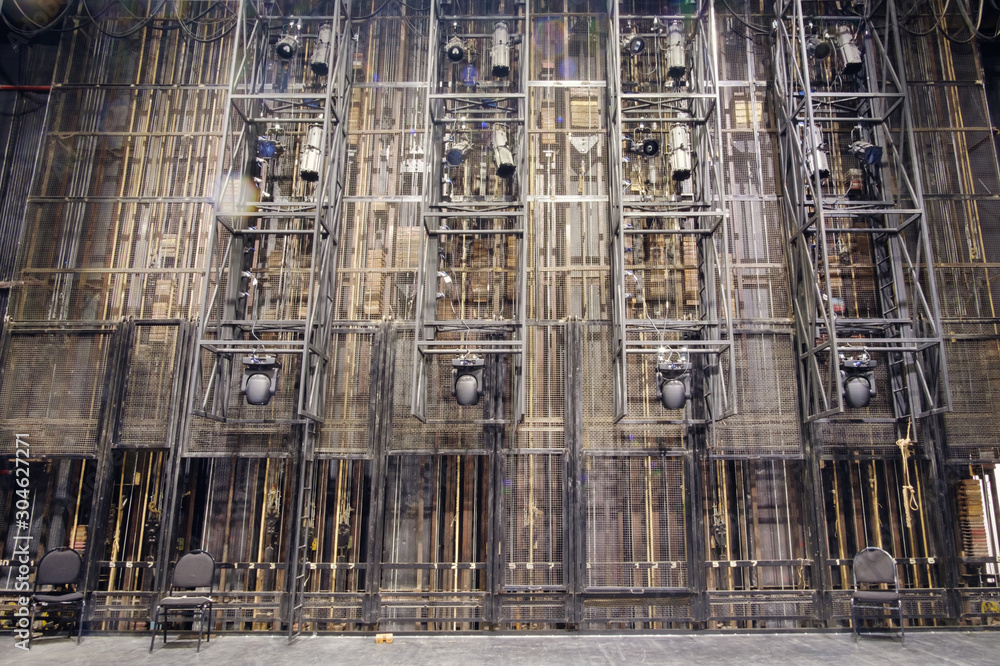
[410,1,528,426]
[608,0,735,425]
[772,0,949,424]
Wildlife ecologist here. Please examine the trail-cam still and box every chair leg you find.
[28,604,35,649]
[197,608,203,653]
[206,603,212,644]
[149,608,158,653]
[77,600,85,644]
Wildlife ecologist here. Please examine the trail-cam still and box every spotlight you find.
[627,134,660,158]
[275,22,301,60]
[849,140,882,166]
[665,20,687,80]
[840,352,877,409]
[833,24,863,76]
[310,23,333,76]
[445,139,471,166]
[806,34,832,60]
[803,123,830,179]
[491,21,511,77]
[451,355,485,406]
[492,124,516,178]
[299,124,324,182]
[444,35,467,63]
[242,355,280,406]
[622,34,645,56]
[655,350,692,410]
[668,121,692,182]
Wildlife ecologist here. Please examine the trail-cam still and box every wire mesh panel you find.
[0,332,112,456]
[117,324,182,449]
[505,453,564,589]
[529,13,607,82]
[713,333,800,456]
[585,454,688,590]
[318,331,376,456]
[380,455,489,594]
[705,459,811,593]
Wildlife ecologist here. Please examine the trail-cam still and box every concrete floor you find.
[6,631,1000,665]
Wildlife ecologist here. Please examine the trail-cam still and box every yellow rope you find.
[897,421,920,528]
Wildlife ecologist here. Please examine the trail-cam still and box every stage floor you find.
[9,630,1000,665]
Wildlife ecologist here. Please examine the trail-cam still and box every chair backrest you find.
[853,547,897,586]
[171,550,215,590]
[36,547,83,587]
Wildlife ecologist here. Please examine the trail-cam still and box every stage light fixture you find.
[242,355,280,406]
[275,21,301,60]
[622,33,645,56]
[491,21,511,77]
[665,20,687,80]
[833,24,863,76]
[492,124,516,178]
[299,124,324,182]
[452,355,485,406]
[668,121,692,182]
[803,123,830,179]
[444,35,467,63]
[655,350,692,410]
[310,23,333,76]
[806,33,832,60]
[445,139,471,166]
[840,351,877,409]
[849,140,882,166]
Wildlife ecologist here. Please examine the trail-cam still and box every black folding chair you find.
[29,547,86,646]
[150,549,215,652]
[851,546,904,643]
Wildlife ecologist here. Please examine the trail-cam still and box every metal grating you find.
[944,336,1000,461]
[709,591,815,621]
[318,332,376,455]
[89,592,156,623]
[585,455,688,589]
[118,325,180,448]
[505,454,564,589]
[500,595,568,623]
[582,597,692,626]
[0,332,111,456]
[713,334,800,456]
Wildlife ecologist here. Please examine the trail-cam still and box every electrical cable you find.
[352,0,393,21]
[718,0,770,35]
[82,0,167,39]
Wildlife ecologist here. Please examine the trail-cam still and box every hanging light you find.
[310,23,333,76]
[452,355,486,406]
[668,120,692,182]
[492,124,516,178]
[665,20,687,80]
[833,23,863,76]
[491,21,512,77]
[803,123,830,179]
[275,21,301,60]
[840,351,877,409]
[806,33,832,60]
[849,140,882,166]
[655,349,692,410]
[444,35,467,63]
[445,139,471,166]
[242,355,280,406]
[299,124,324,182]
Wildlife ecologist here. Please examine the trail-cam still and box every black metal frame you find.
[149,549,216,653]
[850,546,904,643]
[29,547,86,646]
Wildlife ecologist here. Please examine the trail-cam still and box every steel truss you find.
[773,0,949,424]
[609,0,735,424]
[183,0,353,637]
[410,1,528,425]
[192,2,351,428]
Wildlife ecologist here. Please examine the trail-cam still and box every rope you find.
[897,421,920,528]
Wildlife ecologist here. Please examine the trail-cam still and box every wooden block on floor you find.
[375,633,394,644]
